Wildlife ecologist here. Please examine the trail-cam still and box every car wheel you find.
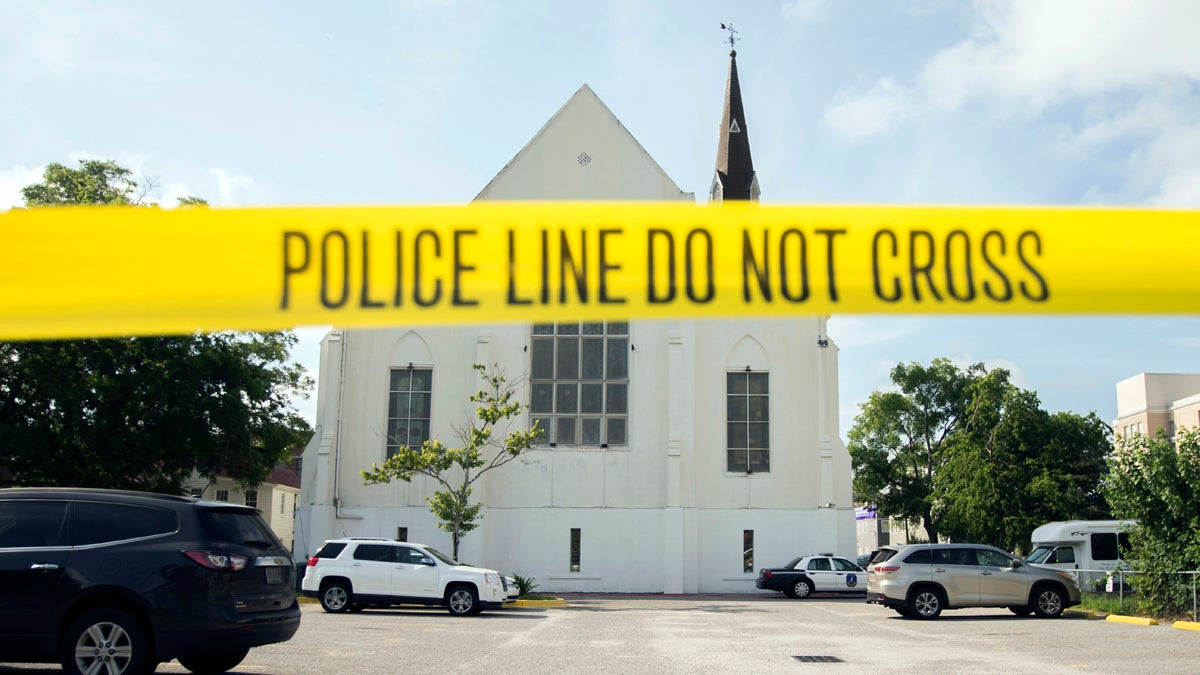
[320,581,352,613]
[1033,587,1065,618]
[447,585,479,616]
[60,607,153,675]
[791,579,813,599]
[177,648,250,674]
[1008,606,1033,617]
[910,588,943,619]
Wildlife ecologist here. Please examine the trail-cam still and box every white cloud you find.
[781,0,832,29]
[822,78,913,140]
[917,0,1200,111]
[0,165,46,211]
[209,168,254,206]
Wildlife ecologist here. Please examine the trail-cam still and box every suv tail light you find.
[184,550,249,571]
[873,565,900,573]
[307,556,320,567]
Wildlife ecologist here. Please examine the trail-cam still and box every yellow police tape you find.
[1,202,1197,339]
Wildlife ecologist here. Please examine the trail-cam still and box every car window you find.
[832,557,859,572]
[353,544,397,562]
[0,500,69,548]
[974,549,1015,567]
[424,546,461,566]
[903,548,932,564]
[198,507,285,549]
[785,557,804,569]
[1055,546,1075,564]
[807,558,831,571]
[71,502,178,546]
[1025,546,1053,564]
[872,549,898,564]
[398,546,428,564]
[315,541,347,558]
[933,548,971,565]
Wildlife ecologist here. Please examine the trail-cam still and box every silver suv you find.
[866,543,1081,619]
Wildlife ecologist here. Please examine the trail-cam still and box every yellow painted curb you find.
[513,598,567,608]
[1172,621,1200,631]
[1106,614,1158,626]
[1063,609,1104,620]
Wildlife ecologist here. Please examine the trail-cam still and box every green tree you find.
[939,379,1111,553]
[849,358,983,542]
[0,160,312,493]
[1105,428,1200,616]
[850,358,1110,550]
[361,363,544,559]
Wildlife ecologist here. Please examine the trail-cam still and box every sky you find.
[3,0,1199,434]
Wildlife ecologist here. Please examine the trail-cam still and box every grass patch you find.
[520,594,559,601]
[1078,591,1140,616]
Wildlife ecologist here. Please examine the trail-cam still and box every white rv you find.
[1027,520,1136,590]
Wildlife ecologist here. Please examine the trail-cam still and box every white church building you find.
[294,50,854,593]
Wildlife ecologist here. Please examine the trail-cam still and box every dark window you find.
[832,558,859,572]
[933,548,971,565]
[1092,533,1120,561]
[215,489,229,502]
[353,544,397,562]
[973,549,1014,567]
[743,530,754,573]
[570,528,581,572]
[387,367,433,459]
[398,547,427,564]
[71,503,178,546]
[198,508,284,548]
[396,527,408,542]
[807,558,832,571]
[1054,546,1076,564]
[903,548,932,564]
[727,371,770,472]
[315,542,347,558]
[531,322,629,446]
[243,490,258,509]
[0,501,69,548]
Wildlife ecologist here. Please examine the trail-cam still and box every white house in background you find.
[185,465,302,551]
[295,50,854,593]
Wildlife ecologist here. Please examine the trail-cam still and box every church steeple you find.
[711,26,759,203]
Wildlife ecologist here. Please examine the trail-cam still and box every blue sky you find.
[3,1,1198,433]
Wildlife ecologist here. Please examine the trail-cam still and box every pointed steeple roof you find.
[711,49,759,203]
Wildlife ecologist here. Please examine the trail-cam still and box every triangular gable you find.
[474,84,693,202]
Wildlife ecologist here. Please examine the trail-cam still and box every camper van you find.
[1027,520,1135,590]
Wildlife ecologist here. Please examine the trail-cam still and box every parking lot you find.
[4,595,1198,674]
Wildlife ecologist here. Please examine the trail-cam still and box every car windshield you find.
[1026,546,1055,564]
[424,546,461,566]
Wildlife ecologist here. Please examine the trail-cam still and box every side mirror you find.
[419,557,435,566]
[1011,559,1023,568]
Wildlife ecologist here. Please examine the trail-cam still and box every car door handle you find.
[933,567,946,573]
[30,563,59,570]
[981,571,993,576]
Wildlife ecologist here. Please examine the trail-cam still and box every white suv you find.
[301,538,507,616]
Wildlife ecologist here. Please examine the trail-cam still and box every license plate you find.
[265,566,283,584]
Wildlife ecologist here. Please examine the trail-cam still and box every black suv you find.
[0,488,300,674]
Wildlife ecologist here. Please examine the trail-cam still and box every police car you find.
[756,553,867,598]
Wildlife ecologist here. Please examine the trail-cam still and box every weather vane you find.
[720,22,739,49]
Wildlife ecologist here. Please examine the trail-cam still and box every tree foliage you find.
[0,160,312,493]
[849,358,1111,551]
[361,363,544,558]
[848,358,982,542]
[1105,428,1200,616]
